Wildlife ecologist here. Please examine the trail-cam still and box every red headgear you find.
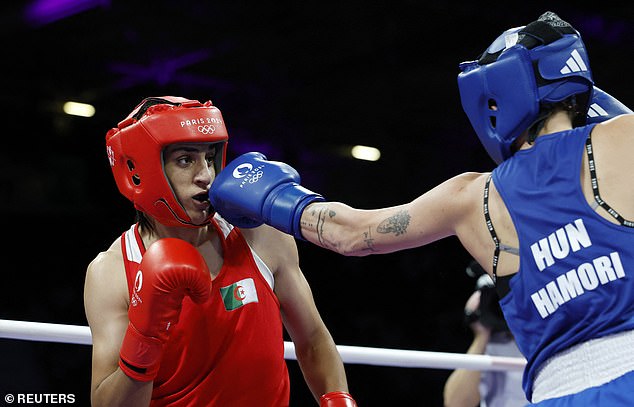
[105,96,229,227]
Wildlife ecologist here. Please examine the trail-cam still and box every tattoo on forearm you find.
[362,227,377,252]
[313,207,336,247]
[316,208,327,246]
[376,210,410,236]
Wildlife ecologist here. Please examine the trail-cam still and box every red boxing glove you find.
[119,238,212,381]
[320,391,358,407]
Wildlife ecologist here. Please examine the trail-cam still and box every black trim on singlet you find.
[483,174,516,299]
[585,134,634,228]
[483,175,500,285]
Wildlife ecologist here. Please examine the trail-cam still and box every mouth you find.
[192,192,211,208]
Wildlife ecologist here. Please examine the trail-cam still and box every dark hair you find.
[136,210,155,235]
[523,100,579,145]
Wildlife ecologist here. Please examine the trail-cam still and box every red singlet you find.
[120,216,290,406]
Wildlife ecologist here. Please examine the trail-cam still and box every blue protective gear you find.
[209,152,324,239]
[457,11,593,164]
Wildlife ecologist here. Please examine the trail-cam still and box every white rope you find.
[0,319,526,371]
[1,319,92,345]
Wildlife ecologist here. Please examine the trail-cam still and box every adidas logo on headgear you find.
[587,103,609,118]
[560,49,588,74]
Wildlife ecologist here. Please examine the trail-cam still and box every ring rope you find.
[0,319,526,371]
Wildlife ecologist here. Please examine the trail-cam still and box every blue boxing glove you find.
[587,86,633,124]
[209,152,324,239]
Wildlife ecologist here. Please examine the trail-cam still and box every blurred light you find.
[63,101,95,118]
[351,145,381,161]
[24,0,110,26]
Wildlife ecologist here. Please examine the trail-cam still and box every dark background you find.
[0,1,632,406]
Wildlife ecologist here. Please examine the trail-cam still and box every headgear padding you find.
[106,96,229,227]
[457,11,594,164]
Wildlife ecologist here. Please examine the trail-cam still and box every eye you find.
[176,155,194,166]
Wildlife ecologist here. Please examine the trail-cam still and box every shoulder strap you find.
[483,175,501,284]
[585,134,634,228]
[483,175,520,284]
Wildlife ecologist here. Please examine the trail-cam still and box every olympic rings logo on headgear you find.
[197,125,216,134]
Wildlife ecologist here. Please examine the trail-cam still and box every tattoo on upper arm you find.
[376,210,410,236]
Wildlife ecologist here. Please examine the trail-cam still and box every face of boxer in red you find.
[162,142,220,226]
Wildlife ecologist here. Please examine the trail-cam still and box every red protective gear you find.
[106,97,228,227]
[119,238,212,381]
[320,391,358,407]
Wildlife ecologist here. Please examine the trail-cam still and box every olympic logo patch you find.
[232,163,266,188]
[197,124,216,134]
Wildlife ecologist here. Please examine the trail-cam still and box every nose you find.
[194,159,214,187]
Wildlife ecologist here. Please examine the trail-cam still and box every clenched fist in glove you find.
[209,152,324,239]
[119,238,212,381]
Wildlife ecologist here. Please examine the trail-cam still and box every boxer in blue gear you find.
[210,11,634,405]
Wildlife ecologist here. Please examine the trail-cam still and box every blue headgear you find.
[457,12,594,164]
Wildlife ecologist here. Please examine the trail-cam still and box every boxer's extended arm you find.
[211,152,482,256]
[299,173,483,256]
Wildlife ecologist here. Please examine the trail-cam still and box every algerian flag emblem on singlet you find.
[220,278,259,311]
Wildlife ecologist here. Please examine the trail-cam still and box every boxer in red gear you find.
[84,97,357,406]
